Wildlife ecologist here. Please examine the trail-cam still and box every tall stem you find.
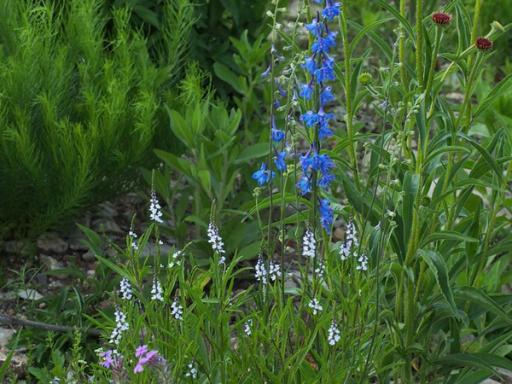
[415,0,424,90]
[399,0,408,89]
[339,8,360,189]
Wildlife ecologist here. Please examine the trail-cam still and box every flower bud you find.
[475,37,493,51]
[431,12,452,26]
[358,72,372,85]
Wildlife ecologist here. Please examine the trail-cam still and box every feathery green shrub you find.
[0,0,193,237]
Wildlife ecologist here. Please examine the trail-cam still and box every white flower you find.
[356,253,368,271]
[119,278,132,300]
[255,257,268,284]
[168,250,183,268]
[185,361,198,379]
[315,261,325,280]
[129,229,138,250]
[243,319,253,336]
[149,192,163,223]
[327,321,341,346]
[151,277,164,302]
[109,307,129,345]
[255,257,281,284]
[268,261,282,282]
[207,222,226,260]
[308,298,323,316]
[302,229,316,258]
[340,220,358,260]
[171,299,183,321]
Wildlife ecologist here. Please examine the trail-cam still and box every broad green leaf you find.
[419,249,458,316]
[213,62,246,94]
[235,143,269,164]
[474,73,512,118]
[456,287,512,325]
[435,352,512,375]
[422,231,479,246]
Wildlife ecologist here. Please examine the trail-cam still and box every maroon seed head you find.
[475,37,493,51]
[432,12,452,26]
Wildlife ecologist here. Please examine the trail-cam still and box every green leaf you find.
[460,134,503,183]
[402,172,419,248]
[421,231,479,246]
[455,287,512,325]
[213,62,246,94]
[234,143,269,164]
[167,107,194,148]
[435,352,512,375]
[376,0,414,40]
[474,73,512,118]
[419,249,458,316]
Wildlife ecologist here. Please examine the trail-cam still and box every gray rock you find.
[40,255,64,270]
[92,219,123,234]
[17,289,43,301]
[37,233,68,254]
[0,328,15,349]
[82,250,96,261]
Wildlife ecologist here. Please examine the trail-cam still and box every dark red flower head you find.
[432,12,452,26]
[475,37,493,51]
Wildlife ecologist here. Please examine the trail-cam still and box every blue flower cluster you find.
[297,0,341,231]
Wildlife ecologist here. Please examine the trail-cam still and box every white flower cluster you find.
[185,361,198,379]
[151,277,164,302]
[167,250,183,268]
[149,192,163,223]
[308,298,323,316]
[327,321,341,346]
[207,222,226,264]
[119,277,132,300]
[109,307,129,345]
[356,253,368,271]
[302,229,316,258]
[340,220,358,260]
[171,299,183,321]
[129,229,138,250]
[315,260,325,280]
[255,257,282,285]
[243,319,253,336]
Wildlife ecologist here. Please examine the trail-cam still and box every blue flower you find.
[303,56,317,75]
[252,163,275,186]
[320,86,335,105]
[299,83,314,100]
[277,84,287,98]
[319,198,333,231]
[311,33,337,54]
[297,176,312,195]
[316,153,334,174]
[261,65,271,78]
[300,152,313,173]
[318,109,335,139]
[315,56,336,83]
[306,19,323,37]
[319,173,335,189]
[301,111,319,127]
[274,151,287,172]
[271,128,285,143]
[323,2,341,21]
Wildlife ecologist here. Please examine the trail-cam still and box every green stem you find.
[399,0,408,89]
[425,27,442,105]
[415,0,424,90]
[339,7,360,189]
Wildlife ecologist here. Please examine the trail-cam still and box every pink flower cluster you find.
[134,345,163,373]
